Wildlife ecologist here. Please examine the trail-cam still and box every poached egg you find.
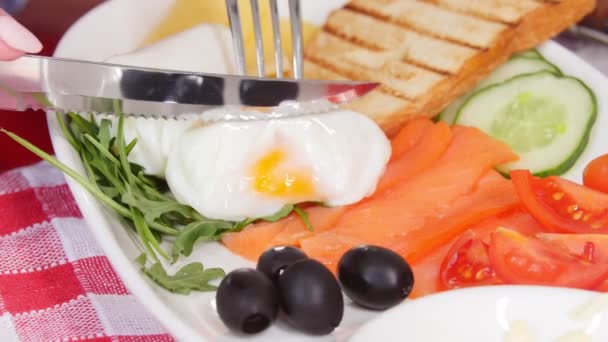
[166,110,391,221]
[101,23,392,221]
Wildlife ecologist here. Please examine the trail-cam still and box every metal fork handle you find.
[269,0,284,78]
[225,0,304,79]
[288,0,304,79]
[225,0,247,75]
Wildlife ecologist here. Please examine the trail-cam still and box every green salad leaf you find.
[172,220,233,262]
[137,254,224,294]
[170,204,306,262]
[2,112,311,294]
[261,204,295,222]
[294,205,314,231]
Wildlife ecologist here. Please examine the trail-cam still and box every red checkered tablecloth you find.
[0,161,173,341]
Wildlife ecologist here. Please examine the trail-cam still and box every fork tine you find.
[268,0,283,78]
[225,0,247,75]
[250,0,265,77]
[288,0,304,79]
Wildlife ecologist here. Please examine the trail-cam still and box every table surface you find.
[0,1,607,172]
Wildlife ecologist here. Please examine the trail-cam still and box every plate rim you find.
[47,1,608,341]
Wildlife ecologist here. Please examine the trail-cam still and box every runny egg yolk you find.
[252,149,315,198]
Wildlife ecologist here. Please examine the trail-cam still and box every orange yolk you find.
[252,149,315,198]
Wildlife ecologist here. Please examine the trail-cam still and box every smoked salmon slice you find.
[300,232,367,273]
[326,126,517,245]
[222,216,294,262]
[269,206,347,247]
[393,170,519,263]
[409,243,449,299]
[375,121,452,194]
[389,117,434,162]
[222,206,346,261]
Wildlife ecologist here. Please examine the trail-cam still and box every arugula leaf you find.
[131,206,168,260]
[56,111,79,150]
[98,118,112,149]
[171,204,308,262]
[0,128,132,219]
[142,261,225,294]
[125,138,138,156]
[261,204,295,222]
[231,218,257,232]
[227,204,296,233]
[172,220,233,262]
[3,112,309,294]
[135,253,147,267]
[294,205,314,231]
[121,191,195,224]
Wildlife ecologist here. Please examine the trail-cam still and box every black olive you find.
[216,268,279,334]
[278,259,344,335]
[257,246,308,283]
[338,245,414,310]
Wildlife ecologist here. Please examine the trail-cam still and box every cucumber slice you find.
[455,71,597,177]
[514,49,543,59]
[439,57,561,124]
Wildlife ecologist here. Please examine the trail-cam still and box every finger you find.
[0,8,42,59]
[0,38,24,61]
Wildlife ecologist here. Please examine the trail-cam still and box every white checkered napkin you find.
[0,161,173,342]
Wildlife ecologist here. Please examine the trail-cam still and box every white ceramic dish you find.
[351,286,608,341]
[47,0,608,341]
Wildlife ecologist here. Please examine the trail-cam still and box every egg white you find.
[165,110,391,221]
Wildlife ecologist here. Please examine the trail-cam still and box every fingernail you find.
[0,12,42,53]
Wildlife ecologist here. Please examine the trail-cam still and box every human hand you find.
[0,8,41,60]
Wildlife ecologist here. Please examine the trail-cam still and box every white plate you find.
[47,0,608,341]
[350,285,608,341]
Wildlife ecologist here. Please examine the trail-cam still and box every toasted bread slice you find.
[304,0,596,136]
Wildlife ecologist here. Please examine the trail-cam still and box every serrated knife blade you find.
[0,55,378,120]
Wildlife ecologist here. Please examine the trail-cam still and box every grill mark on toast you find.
[346,0,508,49]
[421,0,541,24]
[324,25,453,76]
[324,9,478,75]
[302,0,595,136]
[304,61,415,128]
[305,31,445,100]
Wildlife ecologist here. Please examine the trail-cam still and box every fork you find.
[225,0,304,79]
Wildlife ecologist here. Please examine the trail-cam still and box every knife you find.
[0,55,378,120]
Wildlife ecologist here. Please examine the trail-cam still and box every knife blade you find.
[0,55,378,120]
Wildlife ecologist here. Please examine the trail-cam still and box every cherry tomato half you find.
[583,154,608,193]
[489,228,608,289]
[510,170,608,234]
[536,233,608,263]
[439,230,500,290]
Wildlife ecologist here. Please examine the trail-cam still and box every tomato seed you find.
[462,267,472,279]
[552,192,565,201]
[475,268,491,281]
[573,211,584,220]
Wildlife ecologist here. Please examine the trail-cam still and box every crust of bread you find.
[303,0,596,136]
